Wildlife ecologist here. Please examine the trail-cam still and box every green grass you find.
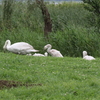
[0,52,100,100]
[0,2,100,99]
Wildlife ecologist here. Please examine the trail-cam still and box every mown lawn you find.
[0,52,100,100]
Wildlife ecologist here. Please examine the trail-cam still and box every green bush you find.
[48,26,100,57]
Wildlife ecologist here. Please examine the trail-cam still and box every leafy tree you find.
[83,0,100,32]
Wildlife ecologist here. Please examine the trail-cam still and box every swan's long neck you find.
[83,52,87,57]
[4,40,11,50]
[47,45,52,53]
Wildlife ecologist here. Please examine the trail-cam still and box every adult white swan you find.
[3,40,39,54]
[44,44,63,57]
[83,51,95,60]
[33,52,48,57]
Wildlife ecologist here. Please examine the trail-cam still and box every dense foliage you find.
[83,0,100,31]
[0,1,100,57]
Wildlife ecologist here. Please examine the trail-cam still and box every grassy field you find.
[0,52,100,100]
[0,1,100,99]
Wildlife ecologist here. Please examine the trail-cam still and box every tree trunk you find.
[36,0,52,39]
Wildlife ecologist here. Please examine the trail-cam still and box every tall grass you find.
[0,1,100,57]
[48,27,100,57]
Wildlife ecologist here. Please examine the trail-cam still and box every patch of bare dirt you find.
[0,80,42,89]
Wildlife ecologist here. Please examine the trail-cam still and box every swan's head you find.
[3,40,11,51]
[83,51,87,57]
[44,52,48,56]
[44,44,52,50]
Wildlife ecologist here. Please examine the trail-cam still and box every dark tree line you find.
[2,0,52,39]
[83,0,100,32]
[2,0,100,35]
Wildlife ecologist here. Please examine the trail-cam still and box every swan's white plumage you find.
[33,52,48,57]
[83,51,95,60]
[44,44,63,57]
[3,40,39,54]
